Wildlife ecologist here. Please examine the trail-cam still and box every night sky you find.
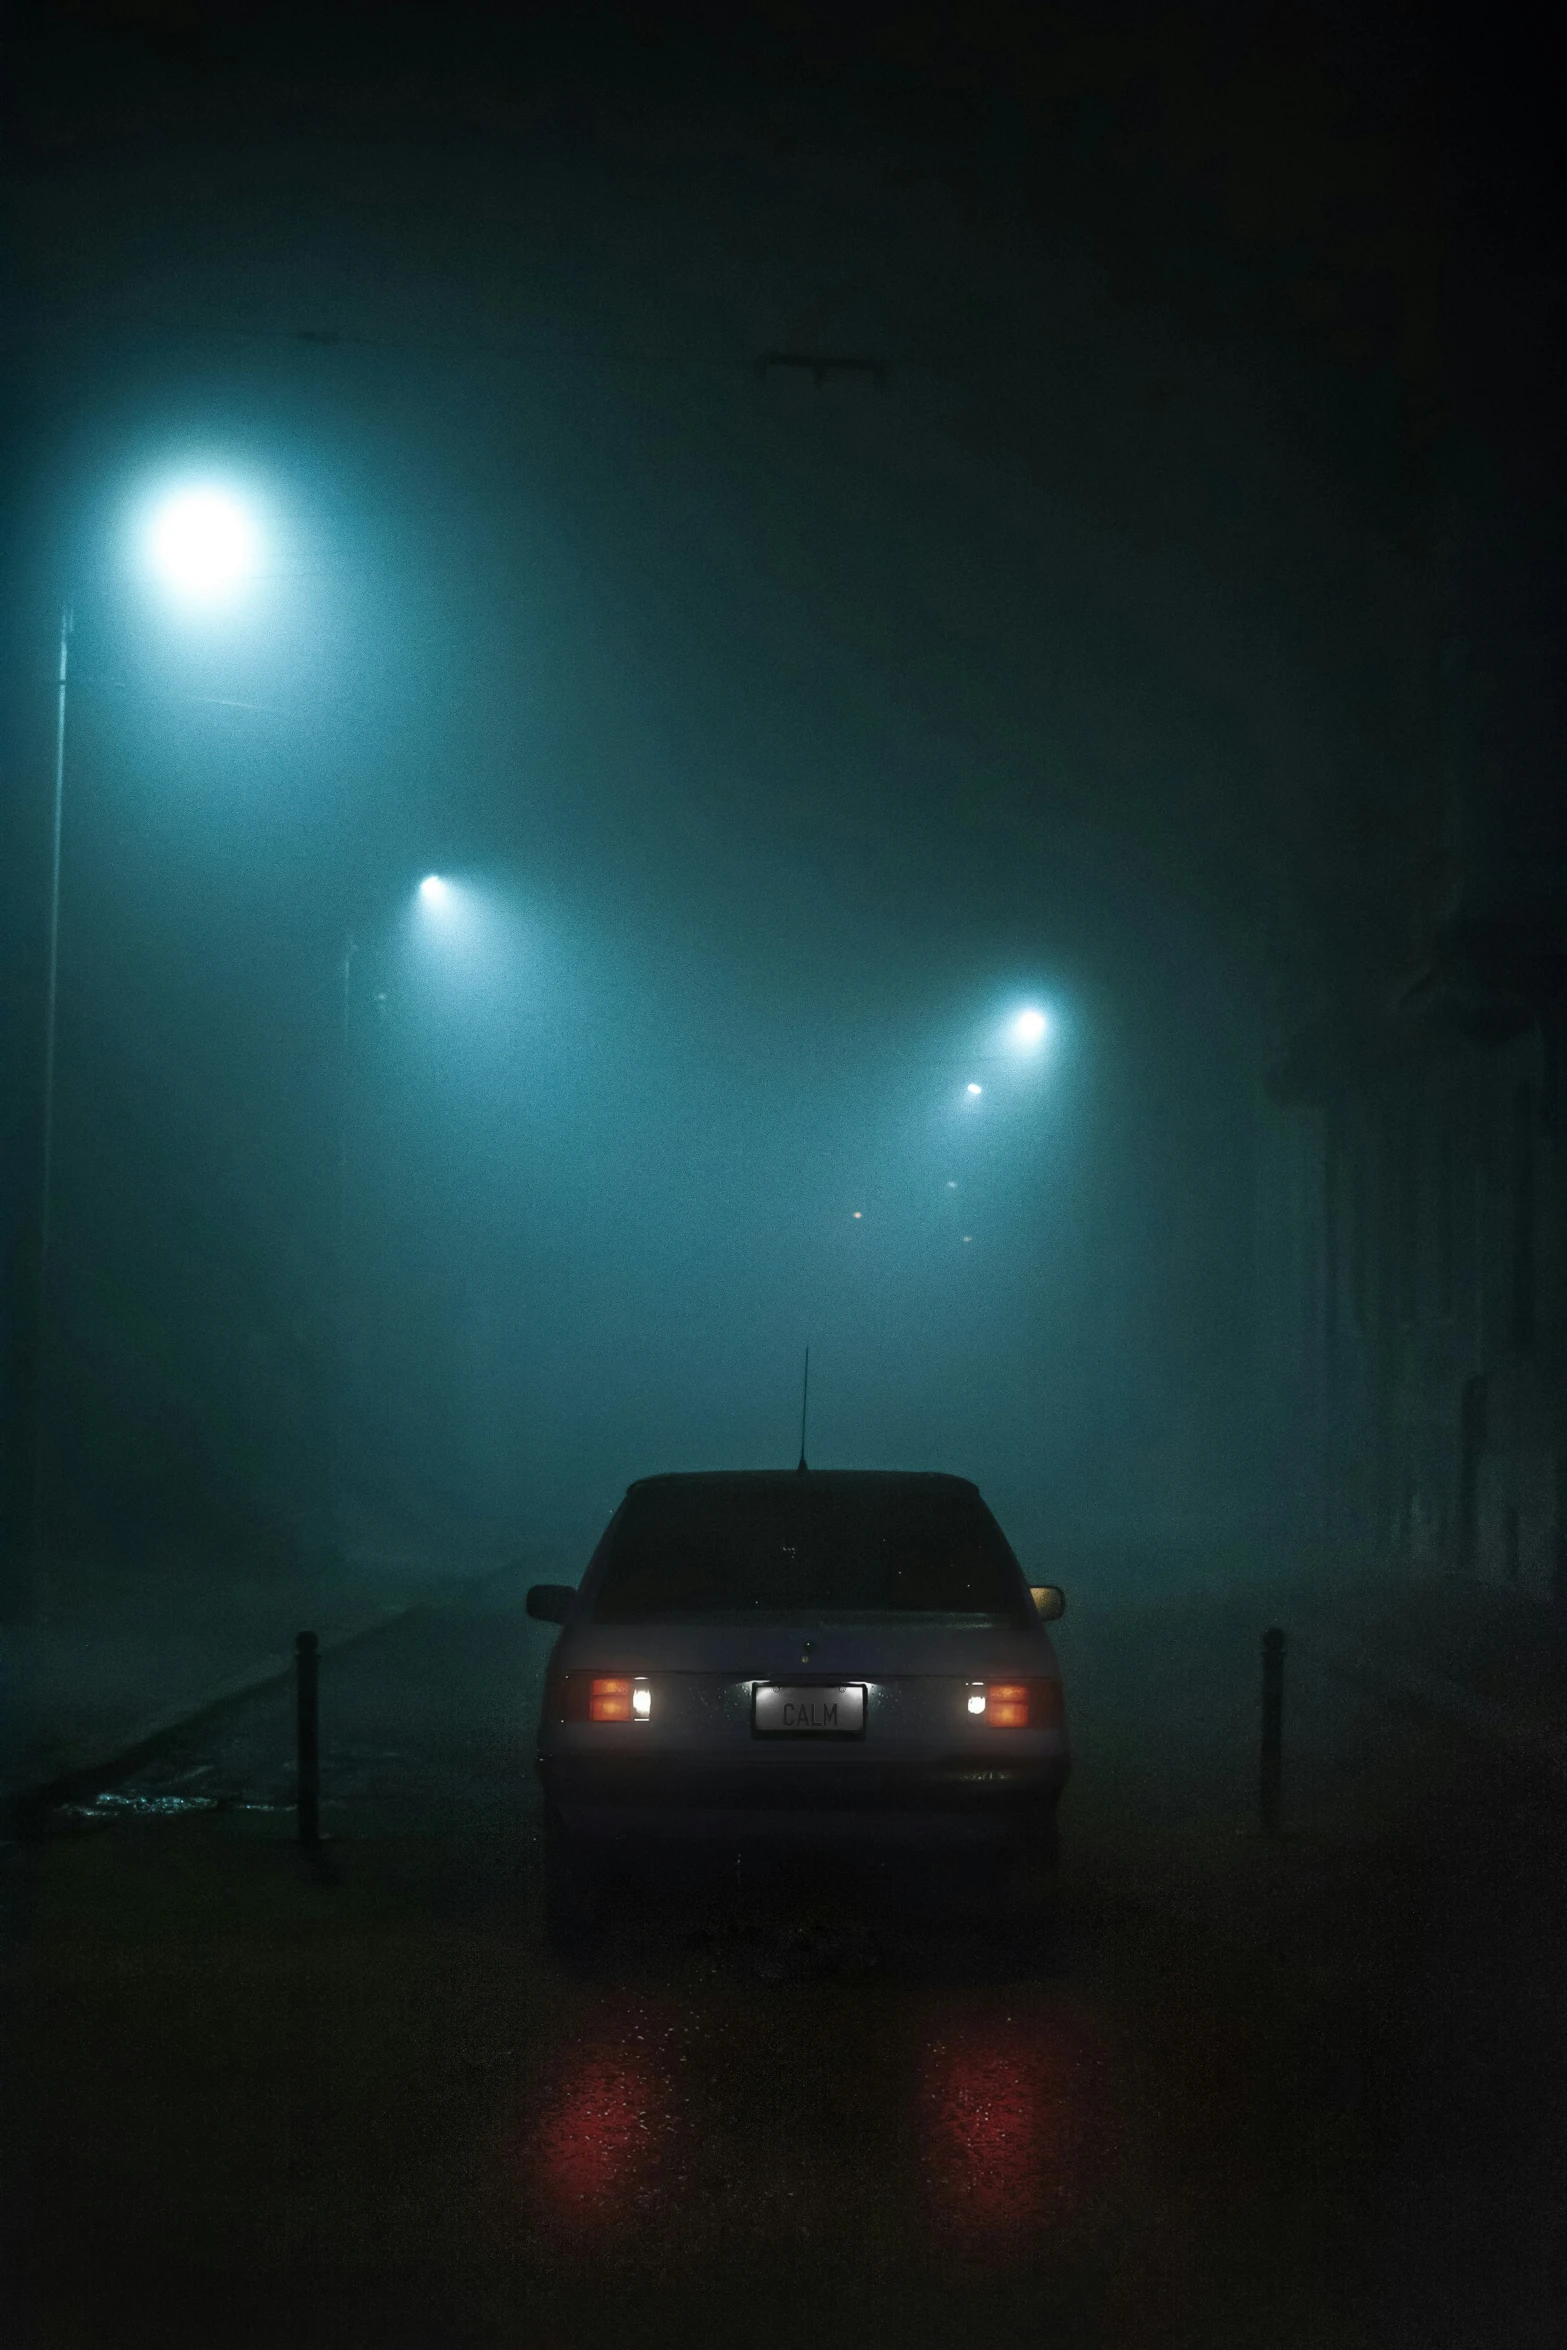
[2,0,1560,1575]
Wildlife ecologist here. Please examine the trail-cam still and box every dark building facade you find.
[1260,341,1567,1592]
[1261,956,1566,1593]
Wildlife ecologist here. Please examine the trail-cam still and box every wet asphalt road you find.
[6,1570,1567,2349]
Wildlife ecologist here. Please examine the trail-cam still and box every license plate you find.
[753,1684,866,1737]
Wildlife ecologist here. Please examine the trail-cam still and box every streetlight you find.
[13,478,268,1623]
[140,482,262,603]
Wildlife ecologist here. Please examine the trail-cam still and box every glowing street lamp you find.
[142,482,262,602]
[418,874,450,907]
[1012,1006,1050,1048]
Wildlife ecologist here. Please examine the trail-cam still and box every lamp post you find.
[9,604,75,1623]
[329,927,359,1574]
[6,482,266,1625]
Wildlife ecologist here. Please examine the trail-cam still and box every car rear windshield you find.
[590,1480,1029,1622]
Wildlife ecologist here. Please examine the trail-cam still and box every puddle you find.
[56,1789,222,1820]
[52,1761,294,1823]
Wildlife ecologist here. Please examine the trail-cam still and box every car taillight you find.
[968,1679,1063,1729]
[561,1673,652,1723]
[591,1676,634,1722]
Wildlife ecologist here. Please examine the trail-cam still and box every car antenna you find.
[797,1347,810,1473]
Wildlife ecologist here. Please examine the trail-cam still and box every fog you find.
[7,15,1567,2350]
[2,0,1558,1597]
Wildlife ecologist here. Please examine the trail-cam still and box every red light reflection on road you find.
[918,2003,1117,2258]
[521,2016,681,2245]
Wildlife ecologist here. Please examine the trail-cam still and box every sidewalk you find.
[1049,1549,1567,1946]
[1051,1541,1567,1796]
[0,1544,564,1803]
[1291,1568,1567,1793]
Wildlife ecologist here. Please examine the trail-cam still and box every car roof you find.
[624,1469,980,1494]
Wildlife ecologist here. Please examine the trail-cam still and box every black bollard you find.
[296,1630,320,1848]
[1259,1626,1285,1837]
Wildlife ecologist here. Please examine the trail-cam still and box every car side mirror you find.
[526,1583,576,1624]
[1030,1584,1066,1622]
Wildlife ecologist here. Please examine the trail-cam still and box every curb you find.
[7,1558,522,1829]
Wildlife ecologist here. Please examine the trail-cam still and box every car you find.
[527,1467,1069,1944]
